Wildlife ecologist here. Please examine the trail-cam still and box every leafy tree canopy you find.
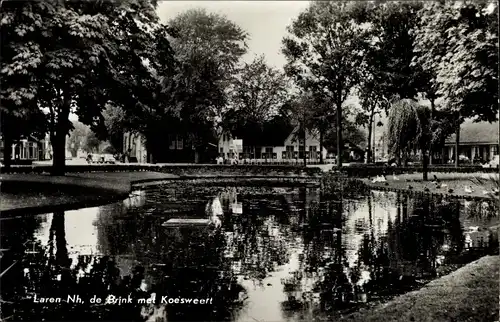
[413,0,498,122]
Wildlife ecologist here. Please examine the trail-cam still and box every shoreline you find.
[338,255,499,322]
[362,171,499,201]
[0,172,177,216]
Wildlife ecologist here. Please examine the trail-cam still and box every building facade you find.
[217,126,329,163]
[443,119,499,163]
[0,134,51,164]
[123,132,148,163]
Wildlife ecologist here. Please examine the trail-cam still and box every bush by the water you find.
[321,172,369,198]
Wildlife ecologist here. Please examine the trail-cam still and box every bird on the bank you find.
[467,226,479,233]
[371,175,387,183]
[464,186,474,194]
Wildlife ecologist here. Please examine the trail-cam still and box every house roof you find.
[445,119,499,145]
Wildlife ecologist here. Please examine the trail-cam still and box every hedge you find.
[0,164,323,176]
[1,163,497,177]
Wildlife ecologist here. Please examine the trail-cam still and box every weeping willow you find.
[387,99,431,168]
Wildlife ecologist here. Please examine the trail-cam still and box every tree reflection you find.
[0,214,44,320]
[355,193,469,301]
[5,184,498,322]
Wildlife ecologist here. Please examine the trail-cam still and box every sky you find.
[156,1,311,69]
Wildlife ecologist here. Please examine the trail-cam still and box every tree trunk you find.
[429,99,435,165]
[51,97,71,176]
[51,131,67,176]
[367,111,374,164]
[455,113,460,168]
[302,123,307,167]
[336,101,343,169]
[422,151,429,181]
[52,211,70,267]
[3,120,13,171]
[319,129,324,164]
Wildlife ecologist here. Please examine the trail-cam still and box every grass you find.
[0,171,177,214]
[338,255,500,322]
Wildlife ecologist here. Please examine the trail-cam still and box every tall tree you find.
[0,0,48,169]
[223,55,290,154]
[167,8,248,162]
[388,99,431,180]
[282,1,371,168]
[356,1,426,163]
[100,104,126,154]
[1,0,166,175]
[66,121,88,157]
[386,99,453,180]
[413,0,499,167]
[82,131,100,154]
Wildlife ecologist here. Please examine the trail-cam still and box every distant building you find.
[0,134,50,164]
[217,126,329,163]
[123,132,148,163]
[123,132,206,163]
[444,119,499,163]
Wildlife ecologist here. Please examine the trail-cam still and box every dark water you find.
[1,184,498,322]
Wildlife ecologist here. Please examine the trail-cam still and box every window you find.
[298,145,305,159]
[168,135,175,150]
[286,145,294,159]
[265,147,273,159]
[493,145,498,155]
[309,146,317,159]
[243,146,253,159]
[176,137,183,150]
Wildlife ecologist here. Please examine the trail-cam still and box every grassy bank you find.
[363,172,499,201]
[338,255,500,322]
[0,172,176,215]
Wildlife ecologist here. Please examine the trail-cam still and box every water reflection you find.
[1,186,498,321]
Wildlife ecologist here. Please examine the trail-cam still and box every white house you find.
[123,132,148,163]
[217,126,329,163]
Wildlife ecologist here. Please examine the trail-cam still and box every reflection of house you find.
[444,119,499,162]
[218,126,329,162]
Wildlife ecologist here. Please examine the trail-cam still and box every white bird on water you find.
[464,186,474,194]
[212,197,223,216]
[209,197,223,229]
[392,174,400,181]
[372,175,387,183]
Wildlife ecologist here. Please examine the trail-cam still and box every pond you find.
[1,183,498,322]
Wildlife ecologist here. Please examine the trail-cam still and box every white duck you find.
[371,175,386,183]
[392,174,400,181]
[211,197,224,217]
[464,186,474,194]
[209,210,222,229]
